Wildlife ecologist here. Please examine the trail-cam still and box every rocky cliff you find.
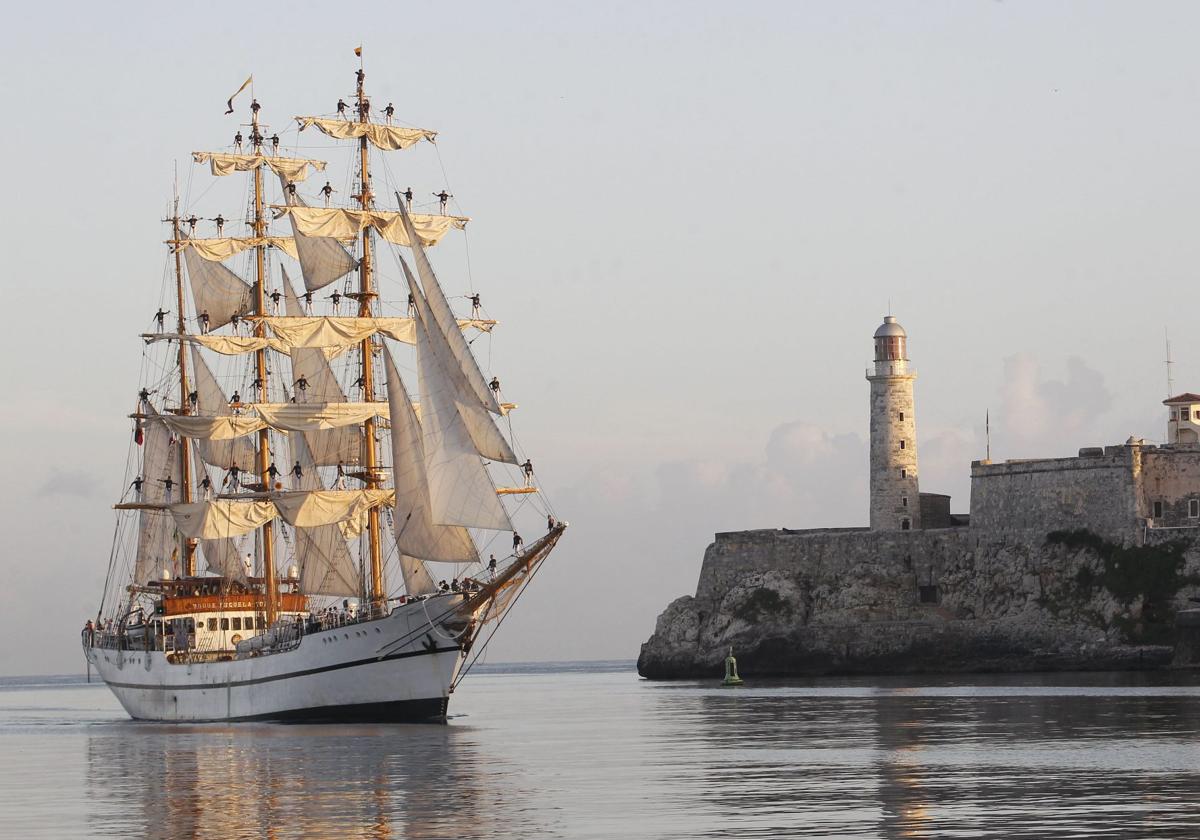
[637,526,1200,679]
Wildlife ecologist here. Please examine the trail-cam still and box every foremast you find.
[169,200,197,576]
[249,106,279,625]
[354,67,385,609]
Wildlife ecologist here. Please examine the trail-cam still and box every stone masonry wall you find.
[969,448,1139,539]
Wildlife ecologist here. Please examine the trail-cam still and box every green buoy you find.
[721,647,743,686]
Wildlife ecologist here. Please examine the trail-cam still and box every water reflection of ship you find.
[84,722,541,838]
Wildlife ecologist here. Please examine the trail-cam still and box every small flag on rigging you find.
[354,45,362,57]
[224,75,253,115]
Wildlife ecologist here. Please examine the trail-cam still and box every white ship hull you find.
[85,598,466,723]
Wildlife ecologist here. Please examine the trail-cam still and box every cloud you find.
[36,469,102,499]
[996,353,1112,456]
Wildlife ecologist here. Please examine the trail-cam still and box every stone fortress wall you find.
[638,317,1200,678]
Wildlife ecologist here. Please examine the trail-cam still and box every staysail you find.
[397,203,502,414]
[402,258,517,463]
[384,347,478,564]
[413,286,513,531]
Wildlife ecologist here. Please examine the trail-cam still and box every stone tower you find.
[867,315,920,530]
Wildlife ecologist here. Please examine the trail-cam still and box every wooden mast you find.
[170,197,197,576]
[251,104,278,625]
[356,64,385,608]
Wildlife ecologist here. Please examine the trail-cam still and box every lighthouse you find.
[867,315,920,530]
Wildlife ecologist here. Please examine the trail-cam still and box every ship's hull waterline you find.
[85,599,465,723]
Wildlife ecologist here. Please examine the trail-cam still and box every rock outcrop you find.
[638,526,1200,679]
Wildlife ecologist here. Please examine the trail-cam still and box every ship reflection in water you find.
[3,665,1200,839]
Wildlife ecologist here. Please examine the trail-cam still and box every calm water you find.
[0,664,1198,839]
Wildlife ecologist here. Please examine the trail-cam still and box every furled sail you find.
[286,433,359,597]
[158,402,386,442]
[133,406,184,585]
[263,315,422,350]
[282,271,362,466]
[384,348,478,564]
[144,318,493,357]
[187,345,258,470]
[404,262,517,463]
[171,500,277,539]
[397,204,502,414]
[194,448,246,582]
[169,492,392,539]
[272,206,467,248]
[161,414,265,441]
[181,238,255,331]
[142,333,286,356]
[414,291,513,532]
[295,116,437,151]
[193,151,326,183]
[253,402,387,432]
[175,235,298,262]
[272,489,394,529]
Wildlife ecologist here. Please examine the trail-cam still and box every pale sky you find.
[3,1,1199,675]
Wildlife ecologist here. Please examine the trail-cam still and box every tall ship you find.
[83,62,566,722]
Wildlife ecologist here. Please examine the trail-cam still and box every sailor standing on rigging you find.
[211,214,226,236]
[435,190,451,215]
[522,458,534,487]
[291,461,304,487]
[321,181,336,207]
[154,308,169,332]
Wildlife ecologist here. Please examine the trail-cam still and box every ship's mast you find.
[170,197,197,576]
[251,105,278,625]
[356,66,385,608]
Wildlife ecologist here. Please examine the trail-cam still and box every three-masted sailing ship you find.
[83,64,565,722]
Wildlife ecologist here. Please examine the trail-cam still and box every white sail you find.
[295,116,437,151]
[142,333,285,356]
[403,262,518,464]
[397,205,502,414]
[399,554,438,597]
[144,318,494,357]
[193,441,245,582]
[254,402,387,433]
[161,414,266,441]
[287,433,361,597]
[272,489,394,529]
[181,238,255,331]
[282,271,362,465]
[280,184,359,293]
[414,293,513,532]
[175,236,298,262]
[188,345,258,470]
[272,206,467,248]
[133,406,184,585]
[171,500,277,539]
[384,348,478,564]
[193,151,326,183]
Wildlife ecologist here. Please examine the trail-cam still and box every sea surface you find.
[0,664,1198,839]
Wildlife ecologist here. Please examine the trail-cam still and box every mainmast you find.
[170,198,197,576]
[356,65,385,608]
[250,104,278,625]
